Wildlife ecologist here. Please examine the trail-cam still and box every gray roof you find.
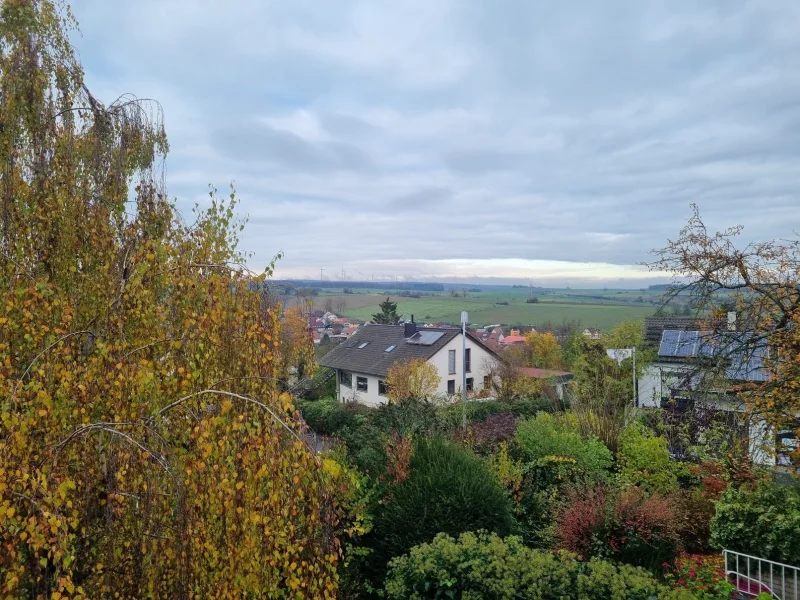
[657,329,771,383]
[319,324,462,378]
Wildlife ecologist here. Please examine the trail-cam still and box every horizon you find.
[71,0,800,285]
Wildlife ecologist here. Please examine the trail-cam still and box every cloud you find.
[69,0,800,285]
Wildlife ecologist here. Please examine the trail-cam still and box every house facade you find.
[638,328,778,465]
[319,323,498,407]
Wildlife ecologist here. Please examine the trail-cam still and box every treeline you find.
[275,279,446,291]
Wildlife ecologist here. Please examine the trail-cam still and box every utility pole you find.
[632,346,637,408]
[461,311,468,433]
[320,267,325,281]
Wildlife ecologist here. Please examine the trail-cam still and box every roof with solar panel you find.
[320,323,497,378]
[657,329,771,382]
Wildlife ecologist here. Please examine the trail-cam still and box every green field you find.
[308,287,662,331]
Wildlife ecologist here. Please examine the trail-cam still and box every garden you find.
[298,333,800,598]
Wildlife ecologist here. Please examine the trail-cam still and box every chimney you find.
[404,321,417,338]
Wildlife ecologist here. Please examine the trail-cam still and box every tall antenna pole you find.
[461,311,468,433]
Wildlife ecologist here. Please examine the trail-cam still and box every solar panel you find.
[407,331,444,345]
[658,330,681,357]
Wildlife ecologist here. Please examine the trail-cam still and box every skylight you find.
[385,345,396,352]
[358,342,369,349]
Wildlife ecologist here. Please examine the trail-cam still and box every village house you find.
[518,367,573,401]
[637,325,788,466]
[583,327,602,340]
[319,322,498,407]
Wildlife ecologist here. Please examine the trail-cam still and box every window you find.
[378,380,388,396]
[358,342,369,349]
[356,376,368,392]
[339,370,352,387]
[448,349,456,374]
[447,379,455,395]
[466,377,474,392]
[385,345,396,352]
[465,348,471,373]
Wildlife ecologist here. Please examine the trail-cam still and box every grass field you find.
[305,288,661,331]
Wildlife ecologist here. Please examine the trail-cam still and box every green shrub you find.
[366,437,515,583]
[618,422,689,494]
[385,531,693,600]
[371,398,443,437]
[516,413,613,477]
[711,480,800,565]
[297,397,371,436]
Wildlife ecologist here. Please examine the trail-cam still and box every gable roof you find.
[657,329,771,383]
[499,335,527,344]
[319,324,460,378]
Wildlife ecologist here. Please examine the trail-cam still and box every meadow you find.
[307,287,664,331]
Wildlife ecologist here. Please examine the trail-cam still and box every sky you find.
[70,0,800,288]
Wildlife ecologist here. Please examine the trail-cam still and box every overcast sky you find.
[71,0,800,287]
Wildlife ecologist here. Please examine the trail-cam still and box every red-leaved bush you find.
[457,412,518,452]
[555,488,608,559]
[556,486,680,571]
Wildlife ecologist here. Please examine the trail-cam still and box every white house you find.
[638,328,780,466]
[319,322,498,407]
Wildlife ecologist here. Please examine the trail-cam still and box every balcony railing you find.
[724,549,800,600]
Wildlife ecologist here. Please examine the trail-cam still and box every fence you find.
[724,549,800,600]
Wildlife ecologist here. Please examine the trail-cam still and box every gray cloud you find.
[70,0,800,283]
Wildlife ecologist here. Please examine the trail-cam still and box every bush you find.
[710,480,800,565]
[459,412,518,452]
[664,553,735,599]
[673,461,729,554]
[366,437,515,583]
[556,486,681,572]
[370,398,442,437]
[516,413,613,478]
[618,423,689,494]
[385,531,693,600]
[297,398,370,436]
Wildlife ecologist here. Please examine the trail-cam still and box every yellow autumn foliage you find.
[0,2,353,597]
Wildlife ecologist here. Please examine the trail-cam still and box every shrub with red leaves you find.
[556,486,680,571]
[555,488,608,559]
[458,412,518,452]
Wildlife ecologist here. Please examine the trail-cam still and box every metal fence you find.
[724,549,800,600]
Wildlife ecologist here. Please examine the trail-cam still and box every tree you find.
[0,3,351,596]
[278,306,315,383]
[525,331,564,369]
[650,205,800,465]
[569,340,635,453]
[372,296,402,324]
[333,296,347,315]
[602,320,645,350]
[485,356,543,401]
[385,359,440,402]
[367,437,515,587]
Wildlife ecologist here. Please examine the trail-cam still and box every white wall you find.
[638,363,696,408]
[335,370,387,407]
[427,333,495,398]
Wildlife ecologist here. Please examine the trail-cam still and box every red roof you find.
[518,367,572,379]
[499,335,527,344]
